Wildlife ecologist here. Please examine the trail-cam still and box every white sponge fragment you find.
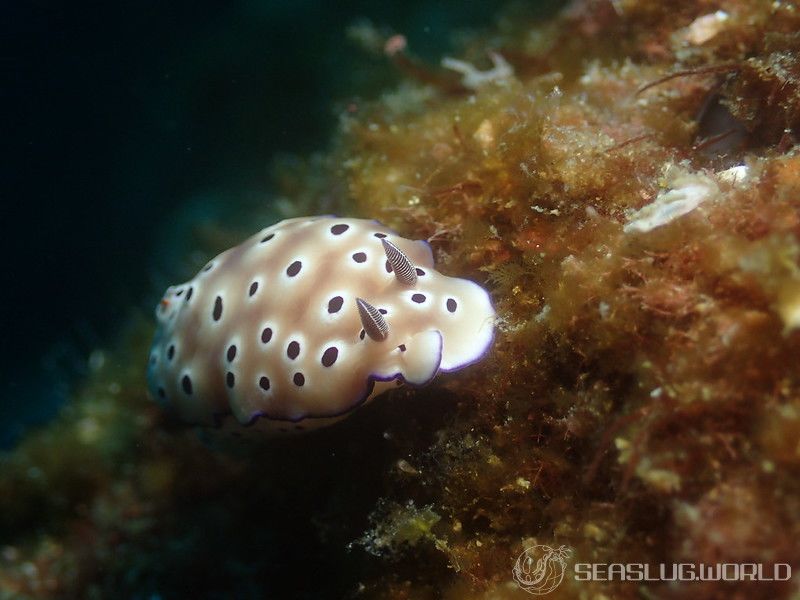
[441,51,513,89]
[624,168,720,234]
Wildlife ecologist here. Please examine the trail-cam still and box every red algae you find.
[336,1,800,597]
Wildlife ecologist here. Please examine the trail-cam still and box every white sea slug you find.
[147,216,495,432]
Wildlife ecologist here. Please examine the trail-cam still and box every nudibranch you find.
[147,216,495,432]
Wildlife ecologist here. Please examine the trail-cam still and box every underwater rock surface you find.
[3,0,800,598]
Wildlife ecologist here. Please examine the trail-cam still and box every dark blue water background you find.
[2,1,528,447]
